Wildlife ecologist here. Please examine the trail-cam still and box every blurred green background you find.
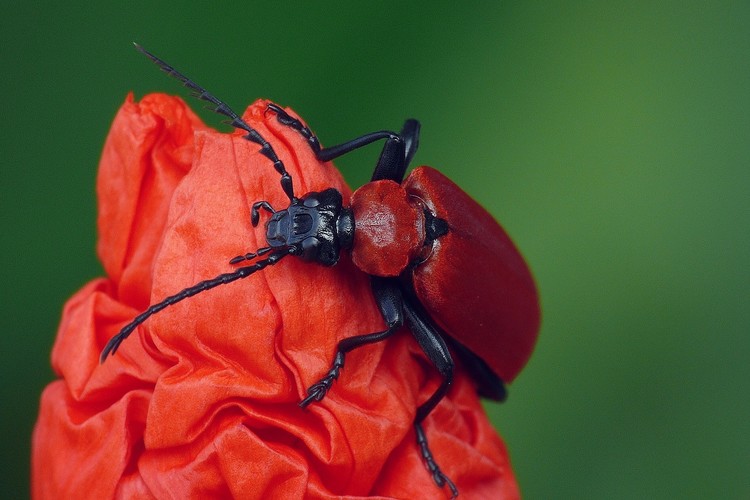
[2,1,748,498]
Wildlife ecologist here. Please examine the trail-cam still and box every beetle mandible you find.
[101,44,541,498]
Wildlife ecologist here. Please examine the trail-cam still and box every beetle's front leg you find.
[266,103,413,183]
[251,200,276,226]
[299,277,403,407]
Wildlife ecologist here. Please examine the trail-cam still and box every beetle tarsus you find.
[416,423,458,498]
[266,103,322,154]
[299,352,345,408]
[266,103,407,170]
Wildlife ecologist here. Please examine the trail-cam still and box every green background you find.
[3,1,748,498]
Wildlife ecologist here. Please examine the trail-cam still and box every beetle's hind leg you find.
[403,299,459,499]
[415,423,458,499]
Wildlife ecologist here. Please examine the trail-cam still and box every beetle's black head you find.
[266,188,352,266]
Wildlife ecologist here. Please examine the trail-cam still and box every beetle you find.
[101,44,540,498]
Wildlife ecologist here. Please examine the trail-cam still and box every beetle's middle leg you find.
[299,277,403,407]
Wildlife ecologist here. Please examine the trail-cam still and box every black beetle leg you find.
[250,200,276,226]
[299,277,403,407]
[266,103,418,183]
[266,103,323,156]
[399,118,420,170]
[403,299,458,499]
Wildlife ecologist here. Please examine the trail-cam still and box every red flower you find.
[32,94,521,499]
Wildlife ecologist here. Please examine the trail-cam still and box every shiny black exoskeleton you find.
[234,189,354,267]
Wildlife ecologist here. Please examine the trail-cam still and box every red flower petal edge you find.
[32,93,521,499]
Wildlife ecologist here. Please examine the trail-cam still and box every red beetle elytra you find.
[101,44,540,498]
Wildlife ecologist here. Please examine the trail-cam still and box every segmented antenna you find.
[100,249,293,362]
[100,46,307,363]
[133,43,296,202]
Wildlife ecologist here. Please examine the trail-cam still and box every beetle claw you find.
[299,373,337,408]
[299,384,325,408]
[434,471,458,499]
[415,422,458,497]
[299,353,345,408]
[300,381,330,407]
[266,103,295,125]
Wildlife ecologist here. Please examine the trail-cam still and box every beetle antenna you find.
[229,245,274,265]
[133,43,297,202]
[100,248,293,362]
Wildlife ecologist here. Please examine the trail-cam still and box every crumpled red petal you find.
[32,93,521,499]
